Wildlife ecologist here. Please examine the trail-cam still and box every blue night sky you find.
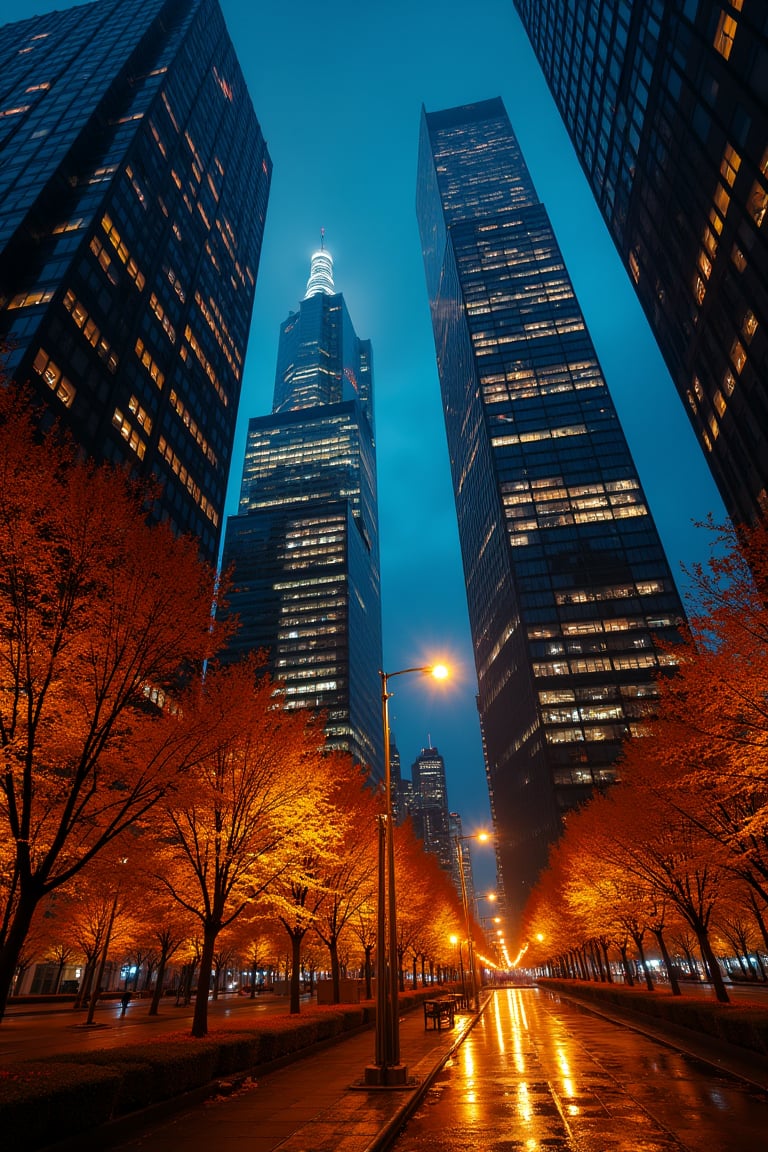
[23,0,726,893]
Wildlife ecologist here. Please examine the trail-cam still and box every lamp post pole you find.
[365,664,447,1087]
[455,834,478,1011]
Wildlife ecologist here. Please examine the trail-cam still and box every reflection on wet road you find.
[392,987,768,1151]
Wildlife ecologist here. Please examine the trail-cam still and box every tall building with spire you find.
[0,0,270,563]
[410,744,453,873]
[513,0,768,530]
[417,99,686,927]
[221,239,384,778]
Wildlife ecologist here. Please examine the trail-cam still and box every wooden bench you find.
[423,997,455,1030]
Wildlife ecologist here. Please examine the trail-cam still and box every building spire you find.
[304,230,335,297]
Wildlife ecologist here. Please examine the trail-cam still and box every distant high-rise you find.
[0,0,270,563]
[514,0,768,528]
[417,99,685,927]
[221,240,384,777]
[448,811,477,914]
[410,745,453,873]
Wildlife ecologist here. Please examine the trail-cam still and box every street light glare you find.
[476,831,491,842]
[431,663,449,680]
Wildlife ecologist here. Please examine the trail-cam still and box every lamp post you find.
[454,831,489,1012]
[365,662,448,1088]
[450,933,466,1003]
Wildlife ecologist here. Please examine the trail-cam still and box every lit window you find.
[731,244,747,272]
[720,143,741,186]
[748,180,767,227]
[714,11,738,60]
[112,408,146,459]
[713,388,726,416]
[730,338,747,373]
[723,369,736,396]
[693,275,706,305]
[32,348,75,407]
[713,183,730,215]
[7,289,54,309]
[698,250,712,279]
[628,250,640,282]
[742,310,758,341]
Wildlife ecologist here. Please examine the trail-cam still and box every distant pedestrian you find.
[119,991,132,1016]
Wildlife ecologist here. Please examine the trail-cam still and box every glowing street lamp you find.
[365,662,449,1088]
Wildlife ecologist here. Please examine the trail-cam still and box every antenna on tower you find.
[320,227,325,250]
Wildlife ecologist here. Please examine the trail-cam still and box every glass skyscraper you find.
[0,0,270,563]
[410,745,453,874]
[417,98,685,925]
[514,0,768,529]
[221,242,384,778]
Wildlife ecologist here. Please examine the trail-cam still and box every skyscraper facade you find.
[417,98,685,925]
[514,0,768,529]
[0,0,270,563]
[410,744,453,873]
[221,243,384,778]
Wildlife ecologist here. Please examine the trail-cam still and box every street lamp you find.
[364,662,449,1088]
[450,933,466,1003]
[454,831,490,1012]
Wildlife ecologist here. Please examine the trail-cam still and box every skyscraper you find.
[410,744,453,873]
[417,98,685,927]
[0,0,270,563]
[221,241,384,777]
[513,1,768,529]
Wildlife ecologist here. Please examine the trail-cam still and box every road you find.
[391,986,768,1152]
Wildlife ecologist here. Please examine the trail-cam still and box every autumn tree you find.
[155,658,338,1036]
[312,760,378,1002]
[0,390,221,1020]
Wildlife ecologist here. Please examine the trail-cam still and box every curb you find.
[363,995,491,1152]
[553,988,768,1093]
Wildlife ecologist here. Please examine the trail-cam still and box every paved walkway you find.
[34,986,768,1152]
[88,1002,480,1152]
[389,987,768,1152]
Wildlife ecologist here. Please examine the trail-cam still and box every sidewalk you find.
[64,1001,484,1152]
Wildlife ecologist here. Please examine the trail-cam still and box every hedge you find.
[0,987,443,1151]
[542,978,768,1058]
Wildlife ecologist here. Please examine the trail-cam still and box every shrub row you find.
[0,987,444,1151]
[542,978,768,1058]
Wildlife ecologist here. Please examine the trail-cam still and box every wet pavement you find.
[391,987,768,1151]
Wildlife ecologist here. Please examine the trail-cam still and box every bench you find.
[423,997,455,1030]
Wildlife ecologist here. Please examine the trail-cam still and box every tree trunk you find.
[289,932,302,1015]
[748,892,768,957]
[364,945,373,1000]
[191,924,217,1037]
[0,889,39,1022]
[694,925,729,1003]
[632,932,654,991]
[652,928,681,996]
[600,940,613,982]
[149,951,168,1016]
[619,945,634,986]
[329,936,340,1003]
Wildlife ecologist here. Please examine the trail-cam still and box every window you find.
[748,180,767,227]
[714,11,738,60]
[32,348,75,407]
[720,143,741,186]
[743,310,758,341]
